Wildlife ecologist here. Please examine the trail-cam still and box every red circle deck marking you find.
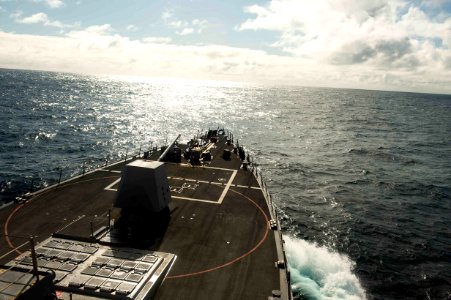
[4,203,25,255]
[3,175,120,253]
[166,188,270,279]
[4,177,270,278]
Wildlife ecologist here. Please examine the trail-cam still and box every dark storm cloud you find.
[445,57,451,70]
[330,38,414,66]
[330,42,377,65]
[375,38,412,61]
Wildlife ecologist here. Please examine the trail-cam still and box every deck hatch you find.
[85,277,105,290]
[6,237,176,299]
[100,279,121,293]
[96,268,114,278]
[81,266,98,276]
[116,282,136,295]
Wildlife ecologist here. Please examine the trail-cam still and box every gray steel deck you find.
[0,135,287,299]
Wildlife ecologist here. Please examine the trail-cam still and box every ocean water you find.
[1,68,450,299]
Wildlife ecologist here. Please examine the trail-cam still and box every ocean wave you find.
[347,147,420,166]
[34,131,57,142]
[284,235,366,300]
[1,70,450,299]
[374,181,450,201]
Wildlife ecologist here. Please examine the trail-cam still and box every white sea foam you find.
[34,131,57,142]
[284,235,366,300]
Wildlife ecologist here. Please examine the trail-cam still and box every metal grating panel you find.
[6,237,176,299]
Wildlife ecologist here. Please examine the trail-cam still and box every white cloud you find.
[66,24,113,39]
[237,0,450,91]
[178,28,194,36]
[0,29,294,83]
[0,28,449,94]
[16,12,65,28]
[192,19,207,27]
[169,20,184,28]
[18,12,48,24]
[161,10,173,21]
[164,14,208,35]
[174,19,207,36]
[161,10,174,21]
[10,10,23,19]
[126,25,138,32]
[238,1,450,57]
[46,0,63,8]
[32,0,64,8]
[142,37,172,44]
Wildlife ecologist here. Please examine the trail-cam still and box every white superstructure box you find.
[115,160,171,212]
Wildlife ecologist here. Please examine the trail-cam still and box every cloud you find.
[169,20,183,28]
[174,19,207,36]
[238,1,450,66]
[236,0,450,91]
[375,39,412,62]
[445,57,451,70]
[164,13,208,35]
[9,10,23,19]
[66,24,113,41]
[0,29,289,81]
[161,10,173,21]
[15,12,65,28]
[192,19,207,27]
[330,42,377,65]
[330,38,415,67]
[0,27,450,94]
[32,0,64,8]
[126,25,138,32]
[179,28,194,36]
[46,0,63,8]
[18,12,48,24]
[142,37,172,44]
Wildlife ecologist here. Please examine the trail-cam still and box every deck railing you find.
[0,235,56,298]
[11,144,164,203]
[246,151,293,300]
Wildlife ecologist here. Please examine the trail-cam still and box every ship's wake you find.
[284,235,366,300]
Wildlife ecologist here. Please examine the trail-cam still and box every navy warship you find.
[0,129,292,299]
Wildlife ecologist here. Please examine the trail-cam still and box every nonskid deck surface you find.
[0,136,281,299]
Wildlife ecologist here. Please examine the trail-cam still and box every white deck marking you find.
[172,196,220,204]
[178,163,237,172]
[218,170,237,204]
[105,176,260,192]
[236,185,261,190]
[103,168,260,204]
[203,165,237,172]
[56,215,86,233]
[99,169,121,173]
[104,178,121,191]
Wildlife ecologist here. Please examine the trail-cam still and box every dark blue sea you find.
[1,68,450,299]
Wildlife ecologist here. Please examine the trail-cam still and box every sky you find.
[0,0,450,93]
